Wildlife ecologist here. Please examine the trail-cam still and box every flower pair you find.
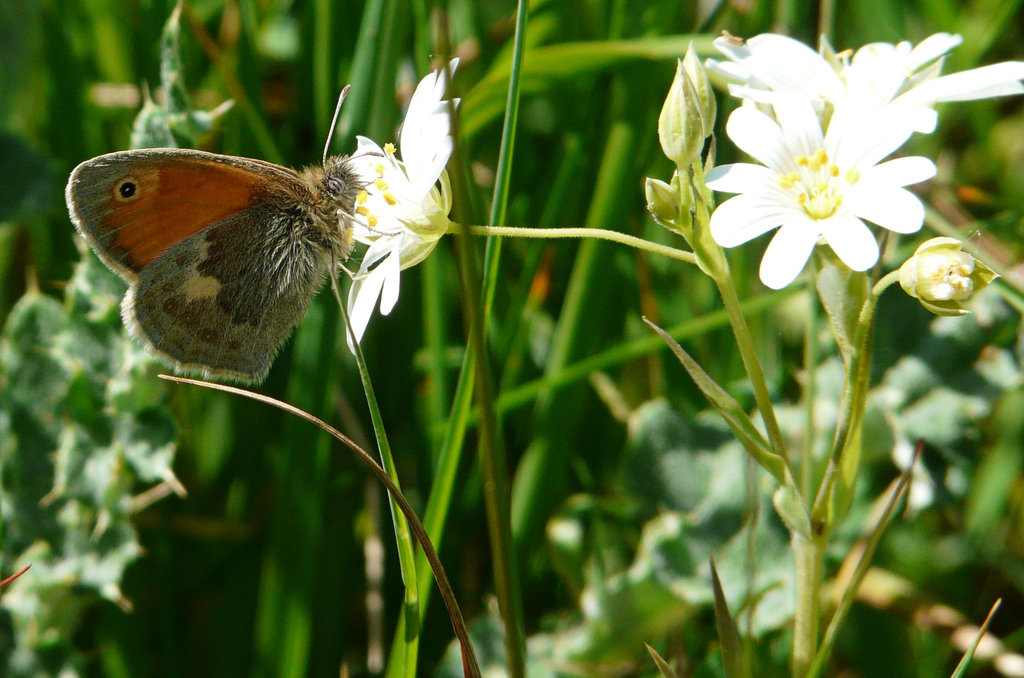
[703,33,1023,290]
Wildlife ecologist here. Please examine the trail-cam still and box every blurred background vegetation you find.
[2,0,1024,676]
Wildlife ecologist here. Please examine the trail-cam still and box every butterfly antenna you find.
[323,85,351,168]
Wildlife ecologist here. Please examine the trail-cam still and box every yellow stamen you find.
[383,191,397,206]
[357,189,368,204]
[356,205,370,217]
[383,142,396,156]
[367,214,378,228]
[374,178,388,191]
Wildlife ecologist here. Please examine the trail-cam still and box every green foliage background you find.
[2,0,1024,676]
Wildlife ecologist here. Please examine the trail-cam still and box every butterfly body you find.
[66,148,362,383]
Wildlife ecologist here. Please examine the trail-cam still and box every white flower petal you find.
[347,259,390,348]
[710,194,790,247]
[378,248,402,315]
[705,162,773,194]
[847,186,925,234]
[759,220,818,289]
[906,62,1024,104]
[772,97,824,158]
[725,106,788,168]
[819,215,879,270]
[860,156,936,188]
[356,135,385,157]
[731,34,844,101]
[400,59,458,177]
[906,33,962,69]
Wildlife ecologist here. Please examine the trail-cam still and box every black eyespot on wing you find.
[115,177,140,202]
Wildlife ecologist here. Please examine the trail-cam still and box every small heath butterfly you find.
[66,138,362,383]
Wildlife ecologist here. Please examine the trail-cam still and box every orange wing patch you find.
[68,150,297,276]
[106,161,263,269]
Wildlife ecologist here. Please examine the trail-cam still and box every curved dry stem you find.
[158,375,482,678]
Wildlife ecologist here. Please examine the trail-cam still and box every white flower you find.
[706,98,936,289]
[346,60,458,347]
[707,33,1024,133]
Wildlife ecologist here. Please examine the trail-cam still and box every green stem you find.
[713,273,790,466]
[474,1,530,672]
[333,282,420,678]
[792,532,825,677]
[684,175,791,472]
[457,224,697,265]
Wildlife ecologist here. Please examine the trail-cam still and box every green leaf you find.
[816,260,869,367]
[710,558,752,678]
[949,599,1001,678]
[645,643,681,678]
[129,2,231,150]
[644,318,785,483]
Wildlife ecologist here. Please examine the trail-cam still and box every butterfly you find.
[66,145,363,383]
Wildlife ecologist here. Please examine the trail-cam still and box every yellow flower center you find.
[777,148,853,220]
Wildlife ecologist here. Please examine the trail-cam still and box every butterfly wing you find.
[65,148,303,280]
[122,204,330,382]
[67,148,330,382]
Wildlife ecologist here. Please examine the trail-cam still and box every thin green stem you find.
[474,1,530,673]
[685,177,791,474]
[331,280,420,678]
[873,270,901,296]
[801,277,820,499]
[457,224,697,265]
[713,275,790,466]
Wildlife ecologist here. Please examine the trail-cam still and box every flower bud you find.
[645,177,680,223]
[659,57,707,168]
[682,42,716,138]
[898,237,998,316]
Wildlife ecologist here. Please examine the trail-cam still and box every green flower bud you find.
[682,42,716,138]
[645,176,680,224]
[659,57,707,168]
[898,237,998,316]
